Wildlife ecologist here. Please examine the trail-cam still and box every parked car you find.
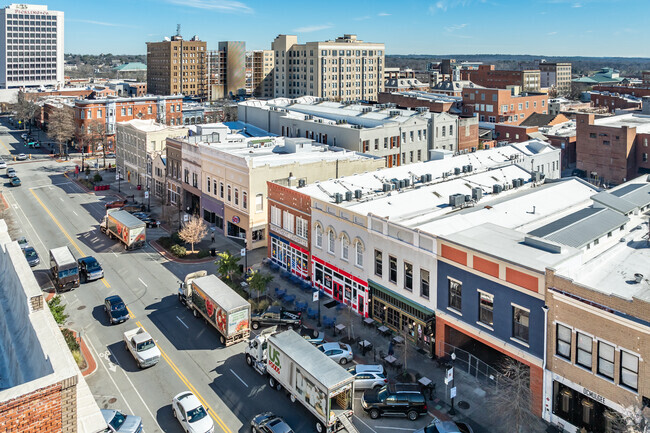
[317,342,353,365]
[24,246,40,267]
[20,133,28,139]
[171,391,214,433]
[78,256,104,282]
[141,217,159,228]
[100,409,143,433]
[6,167,16,177]
[27,141,40,148]
[297,325,325,345]
[251,412,294,433]
[16,236,29,250]
[105,199,127,209]
[121,204,145,212]
[414,418,474,433]
[347,364,387,390]
[106,152,116,158]
[104,295,129,325]
[361,383,428,420]
[10,176,21,186]
[16,153,27,160]
[0,160,6,169]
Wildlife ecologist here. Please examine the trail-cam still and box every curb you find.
[149,240,215,264]
[76,330,97,377]
[0,192,9,212]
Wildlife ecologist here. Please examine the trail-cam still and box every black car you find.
[361,383,427,421]
[104,295,129,325]
[251,412,294,433]
[78,256,104,282]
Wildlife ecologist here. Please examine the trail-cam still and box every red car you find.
[105,199,127,209]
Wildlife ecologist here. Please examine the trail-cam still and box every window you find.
[219,182,224,198]
[227,185,232,201]
[242,192,247,209]
[207,176,211,193]
[597,342,615,379]
[316,225,323,248]
[448,279,462,311]
[341,237,349,260]
[295,217,307,239]
[255,194,263,212]
[234,188,239,206]
[283,210,293,233]
[556,324,572,360]
[328,230,335,253]
[355,241,363,267]
[404,262,413,291]
[270,206,281,226]
[513,307,530,343]
[97,109,102,118]
[643,153,648,162]
[420,269,430,298]
[589,133,597,139]
[576,333,593,369]
[478,292,494,327]
[374,249,383,277]
[388,256,397,283]
[620,351,639,391]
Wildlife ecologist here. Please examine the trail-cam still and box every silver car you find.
[347,365,387,390]
[318,342,354,365]
[101,409,143,433]
[414,418,474,433]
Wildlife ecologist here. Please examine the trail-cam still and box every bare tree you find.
[608,402,650,433]
[177,215,208,253]
[48,108,75,158]
[486,358,544,433]
[11,91,39,132]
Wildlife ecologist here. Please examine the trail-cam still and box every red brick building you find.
[267,181,313,281]
[590,91,642,113]
[576,112,650,185]
[462,87,549,125]
[377,91,457,113]
[592,84,650,98]
[74,95,183,152]
[461,64,541,93]
[457,116,480,152]
[495,124,540,142]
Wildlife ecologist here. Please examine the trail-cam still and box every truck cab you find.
[178,270,208,306]
[244,328,275,376]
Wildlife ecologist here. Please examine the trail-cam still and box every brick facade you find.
[377,92,454,113]
[0,382,63,432]
[592,85,650,98]
[462,88,549,125]
[495,124,539,142]
[457,116,479,152]
[461,65,541,93]
[591,92,642,113]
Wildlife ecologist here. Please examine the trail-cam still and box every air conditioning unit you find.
[493,184,503,194]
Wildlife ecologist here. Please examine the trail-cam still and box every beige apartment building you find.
[208,41,247,100]
[247,50,274,97]
[115,119,188,189]
[146,34,207,99]
[538,62,572,96]
[271,34,384,101]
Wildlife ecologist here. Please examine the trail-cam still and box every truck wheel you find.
[369,409,380,419]
[316,421,324,433]
[178,293,183,303]
[287,324,294,330]
[124,243,128,251]
[219,335,226,345]
[407,410,418,421]
[193,309,198,318]
[252,322,260,330]
[269,377,277,389]
[246,354,253,366]
[290,394,296,403]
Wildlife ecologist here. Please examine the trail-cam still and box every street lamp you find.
[118,169,121,193]
[147,186,151,212]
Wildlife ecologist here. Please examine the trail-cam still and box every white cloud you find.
[429,0,482,13]
[572,2,582,7]
[354,15,371,21]
[547,31,558,35]
[68,19,134,28]
[377,12,391,16]
[445,23,468,32]
[163,0,253,13]
[292,24,333,33]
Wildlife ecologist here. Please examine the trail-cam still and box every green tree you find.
[215,251,240,282]
[247,270,273,309]
[48,296,68,325]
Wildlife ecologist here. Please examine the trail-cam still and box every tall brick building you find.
[146,34,207,99]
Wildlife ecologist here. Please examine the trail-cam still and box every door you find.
[358,294,365,316]
[333,282,343,302]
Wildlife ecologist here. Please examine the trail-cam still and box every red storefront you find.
[312,255,369,318]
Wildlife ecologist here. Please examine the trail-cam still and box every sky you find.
[47,0,649,57]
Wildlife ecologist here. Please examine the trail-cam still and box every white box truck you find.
[180,274,250,346]
[100,209,146,250]
[245,330,357,433]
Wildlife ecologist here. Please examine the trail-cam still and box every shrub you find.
[256,299,270,312]
[48,296,68,325]
[197,249,210,258]
[61,328,79,351]
[158,236,172,249]
[93,173,102,183]
[170,244,186,257]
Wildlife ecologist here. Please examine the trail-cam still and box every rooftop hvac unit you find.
[334,193,343,204]
[464,194,471,202]
[442,172,448,179]
[404,178,411,187]
[467,164,473,172]
[493,184,503,194]
[449,193,465,208]
[512,179,520,188]
[471,147,477,152]
[472,187,483,201]
[389,110,401,116]
[416,107,430,113]
[382,183,391,192]
[399,179,406,189]
[454,167,461,175]
[420,174,426,183]
[298,179,306,188]
[426,173,433,182]
[354,189,362,199]
[462,165,468,173]
[531,171,544,182]
[518,177,525,186]
[345,191,353,201]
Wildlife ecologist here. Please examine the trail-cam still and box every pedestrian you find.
[211,232,215,244]
[388,341,394,357]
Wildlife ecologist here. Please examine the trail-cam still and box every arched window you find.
[315,223,323,248]
[327,229,335,254]
[354,238,364,267]
[340,232,350,260]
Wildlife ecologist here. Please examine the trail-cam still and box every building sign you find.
[232,215,240,224]
[269,223,308,248]
[582,388,606,404]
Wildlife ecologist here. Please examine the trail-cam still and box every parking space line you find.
[353,415,377,433]
[138,277,148,287]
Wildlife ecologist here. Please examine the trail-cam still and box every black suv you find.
[361,383,427,421]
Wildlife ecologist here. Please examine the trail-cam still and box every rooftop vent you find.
[634,273,643,283]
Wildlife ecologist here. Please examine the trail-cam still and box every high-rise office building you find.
[207,41,246,100]
[146,34,207,99]
[271,34,384,102]
[247,49,274,97]
[0,3,64,89]
[537,61,572,96]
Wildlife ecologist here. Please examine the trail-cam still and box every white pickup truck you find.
[123,327,161,368]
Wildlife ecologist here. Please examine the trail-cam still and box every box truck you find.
[100,209,146,250]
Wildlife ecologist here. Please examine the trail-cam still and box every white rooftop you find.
[121,119,186,133]
[593,112,650,134]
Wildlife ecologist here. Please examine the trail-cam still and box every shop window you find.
[556,324,572,360]
[620,351,638,391]
[374,249,382,277]
[404,261,413,291]
[420,269,429,299]
[388,256,397,283]
[478,292,494,327]
[252,228,264,241]
[597,341,614,380]
[576,333,593,370]
[448,279,462,312]
[512,306,529,343]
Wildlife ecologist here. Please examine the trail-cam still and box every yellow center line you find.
[30,188,85,257]
[101,278,111,288]
[126,306,135,319]
[136,321,232,433]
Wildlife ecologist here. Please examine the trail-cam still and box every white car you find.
[17,153,27,160]
[0,160,6,169]
[172,391,214,433]
[317,342,354,365]
[347,365,387,390]
[20,133,28,139]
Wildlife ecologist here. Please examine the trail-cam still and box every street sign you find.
[446,367,454,382]
[313,291,319,302]
[240,248,246,257]
[144,191,149,199]
[450,386,457,399]
[183,214,189,222]
[115,173,119,180]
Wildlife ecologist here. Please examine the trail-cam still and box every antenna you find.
[176,24,181,37]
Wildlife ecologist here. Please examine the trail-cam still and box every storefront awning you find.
[369,279,434,318]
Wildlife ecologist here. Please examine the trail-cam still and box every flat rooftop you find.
[593,112,650,133]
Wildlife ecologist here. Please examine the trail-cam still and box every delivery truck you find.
[245,329,357,433]
[179,274,250,346]
[49,246,79,291]
[99,209,146,250]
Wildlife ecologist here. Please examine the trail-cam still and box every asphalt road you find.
[0,118,434,433]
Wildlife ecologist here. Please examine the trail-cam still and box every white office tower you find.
[0,4,64,89]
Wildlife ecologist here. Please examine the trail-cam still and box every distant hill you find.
[386,54,650,78]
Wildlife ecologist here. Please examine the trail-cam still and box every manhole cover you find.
[77,305,86,310]
[108,398,117,404]
[457,400,470,410]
